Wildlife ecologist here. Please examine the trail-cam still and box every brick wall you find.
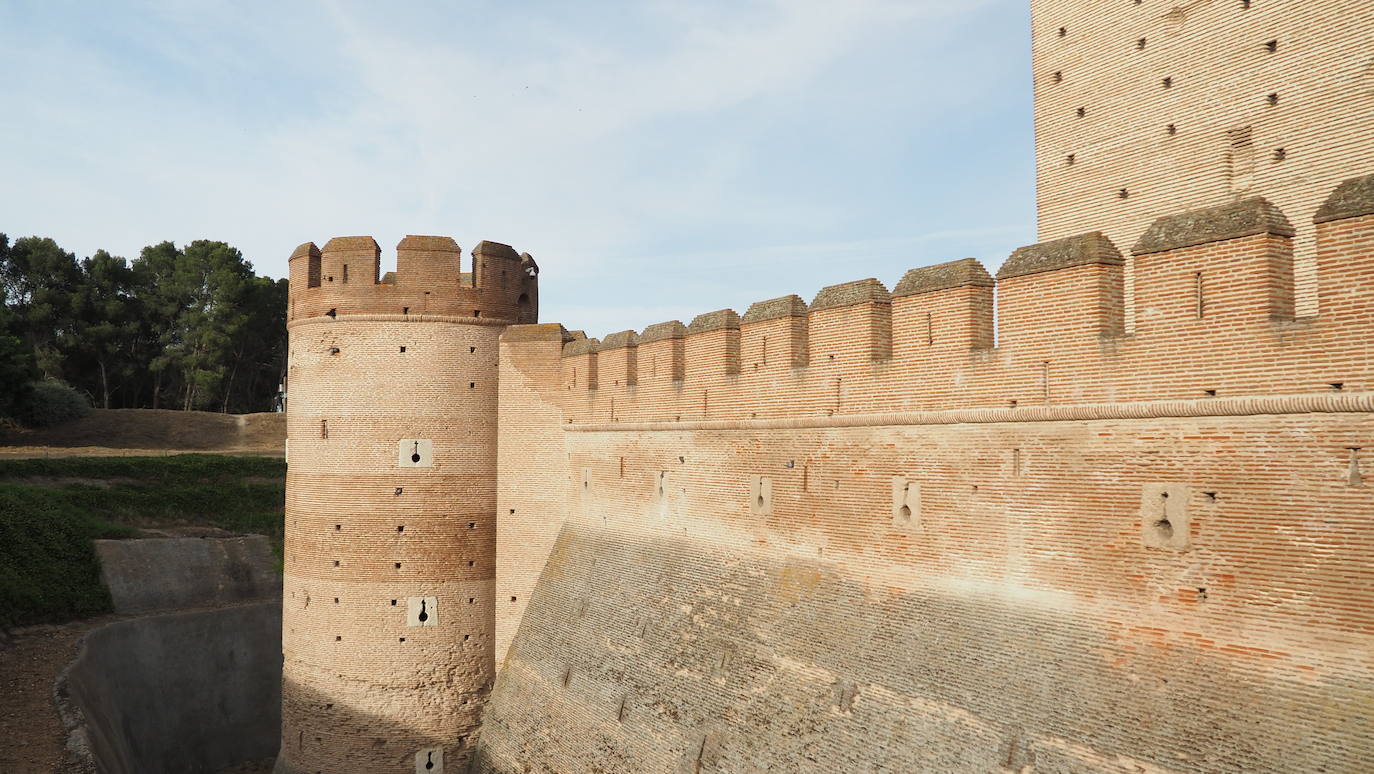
[480,181,1374,772]
[496,324,571,663]
[1030,0,1374,323]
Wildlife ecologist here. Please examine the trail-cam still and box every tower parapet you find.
[287,236,538,324]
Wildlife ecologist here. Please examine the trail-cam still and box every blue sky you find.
[0,0,1034,337]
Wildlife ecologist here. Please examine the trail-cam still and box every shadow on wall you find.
[272,676,481,774]
[59,601,282,774]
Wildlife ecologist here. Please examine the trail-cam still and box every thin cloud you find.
[0,0,1030,334]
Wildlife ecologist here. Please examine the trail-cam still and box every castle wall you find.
[495,324,570,663]
[481,181,1374,772]
[277,236,536,774]
[1030,0,1374,323]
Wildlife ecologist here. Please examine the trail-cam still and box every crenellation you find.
[686,308,740,334]
[288,241,322,291]
[638,321,686,384]
[891,280,994,357]
[287,236,537,324]
[561,337,600,357]
[809,279,893,367]
[561,338,598,394]
[640,320,687,343]
[498,322,571,344]
[547,185,1370,418]
[319,235,380,288]
[395,234,461,289]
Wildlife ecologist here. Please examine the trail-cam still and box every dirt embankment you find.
[0,409,285,457]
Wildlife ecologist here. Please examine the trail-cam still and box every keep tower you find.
[275,235,538,774]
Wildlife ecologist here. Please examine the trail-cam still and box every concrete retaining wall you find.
[96,536,278,614]
[60,601,281,774]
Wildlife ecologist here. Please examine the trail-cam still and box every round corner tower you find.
[276,234,538,774]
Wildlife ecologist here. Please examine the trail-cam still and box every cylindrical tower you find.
[276,235,538,774]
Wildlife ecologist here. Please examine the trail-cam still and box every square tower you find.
[1031,0,1374,321]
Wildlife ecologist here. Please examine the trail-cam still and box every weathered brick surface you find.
[1030,0,1374,322]
[479,407,1373,773]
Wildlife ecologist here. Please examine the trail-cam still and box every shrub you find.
[17,379,91,428]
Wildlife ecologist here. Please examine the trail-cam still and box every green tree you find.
[0,235,37,417]
[72,250,143,408]
[0,236,82,380]
[132,241,183,409]
[1,231,287,415]
[220,275,287,413]
[134,240,256,411]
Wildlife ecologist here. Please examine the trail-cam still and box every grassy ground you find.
[0,455,285,628]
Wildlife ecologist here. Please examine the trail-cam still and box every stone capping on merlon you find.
[743,294,808,323]
[600,330,640,350]
[1132,197,1294,255]
[640,321,687,343]
[811,278,890,311]
[562,337,600,357]
[894,258,994,296]
[1314,172,1374,224]
[500,323,572,343]
[548,177,1372,360]
[688,309,741,334]
[997,232,1122,280]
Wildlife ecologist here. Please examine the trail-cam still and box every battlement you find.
[287,235,539,325]
[524,174,1374,424]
